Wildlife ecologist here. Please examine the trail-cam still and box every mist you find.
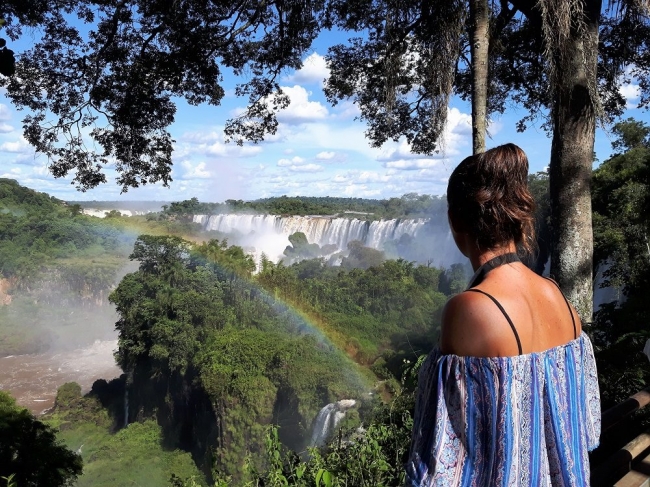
[0,262,137,413]
[193,212,466,270]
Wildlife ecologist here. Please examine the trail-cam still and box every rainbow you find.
[88,212,374,390]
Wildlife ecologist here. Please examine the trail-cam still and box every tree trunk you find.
[470,0,489,154]
[548,7,599,323]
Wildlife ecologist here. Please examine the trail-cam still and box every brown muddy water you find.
[0,340,122,414]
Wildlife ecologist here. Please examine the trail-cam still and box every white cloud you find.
[378,139,434,162]
[276,85,329,124]
[316,151,336,160]
[333,100,361,119]
[32,165,51,177]
[277,156,306,167]
[4,152,41,167]
[228,84,330,130]
[377,107,472,165]
[284,53,330,86]
[620,83,641,108]
[486,119,503,138]
[28,164,58,184]
[289,163,323,173]
[205,141,262,157]
[0,104,12,121]
[0,123,13,133]
[276,122,382,159]
[180,161,211,179]
[0,138,31,154]
[384,159,440,170]
[403,167,451,183]
[275,155,322,172]
[332,170,391,185]
[181,130,223,144]
[177,130,263,159]
[341,184,381,197]
[226,85,329,128]
[354,171,390,184]
[449,108,473,136]
[324,162,452,199]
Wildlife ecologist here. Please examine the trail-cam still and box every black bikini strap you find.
[466,288,523,355]
[545,277,577,339]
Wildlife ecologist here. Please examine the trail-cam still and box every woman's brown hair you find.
[447,143,536,257]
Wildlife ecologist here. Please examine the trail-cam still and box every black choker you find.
[467,252,520,289]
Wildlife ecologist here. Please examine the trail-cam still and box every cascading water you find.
[193,214,431,263]
[309,399,357,447]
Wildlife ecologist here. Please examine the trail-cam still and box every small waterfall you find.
[309,399,356,447]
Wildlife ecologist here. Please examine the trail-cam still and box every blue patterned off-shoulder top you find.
[406,332,601,486]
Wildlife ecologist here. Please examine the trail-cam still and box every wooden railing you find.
[591,387,650,486]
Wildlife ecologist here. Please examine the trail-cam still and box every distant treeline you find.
[69,200,168,213]
[162,193,448,220]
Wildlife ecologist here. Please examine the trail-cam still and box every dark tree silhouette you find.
[0,391,83,487]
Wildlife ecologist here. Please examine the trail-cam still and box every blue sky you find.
[0,28,647,202]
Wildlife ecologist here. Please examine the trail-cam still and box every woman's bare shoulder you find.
[440,291,511,357]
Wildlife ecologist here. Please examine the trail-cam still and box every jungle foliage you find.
[107,232,456,480]
[591,119,650,409]
[0,178,131,285]
[0,391,82,487]
[42,381,205,487]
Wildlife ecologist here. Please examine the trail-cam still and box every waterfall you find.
[309,399,356,447]
[193,214,430,263]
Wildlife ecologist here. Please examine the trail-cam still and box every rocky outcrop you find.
[0,278,12,305]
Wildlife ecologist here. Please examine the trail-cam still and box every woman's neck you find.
[469,242,518,272]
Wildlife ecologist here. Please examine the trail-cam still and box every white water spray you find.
[309,399,357,447]
[194,214,441,264]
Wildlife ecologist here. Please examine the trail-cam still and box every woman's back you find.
[408,260,600,486]
[408,144,600,485]
[440,261,582,358]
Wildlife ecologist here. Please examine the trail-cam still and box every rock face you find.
[0,278,12,305]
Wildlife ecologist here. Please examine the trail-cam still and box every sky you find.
[0,27,647,203]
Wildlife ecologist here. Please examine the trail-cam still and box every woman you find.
[406,144,600,486]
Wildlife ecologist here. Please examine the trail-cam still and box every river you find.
[0,339,122,415]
